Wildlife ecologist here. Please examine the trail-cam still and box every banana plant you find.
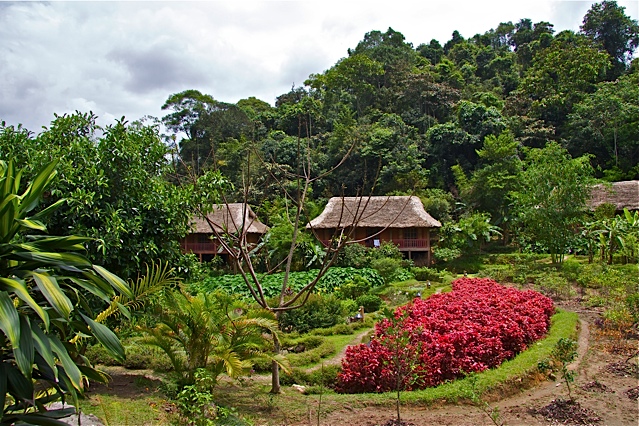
[0,160,133,425]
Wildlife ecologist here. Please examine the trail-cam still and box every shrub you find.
[337,278,554,393]
[335,243,370,268]
[626,294,639,323]
[371,257,403,284]
[391,268,415,282]
[411,267,443,282]
[356,294,383,313]
[340,299,359,316]
[336,275,371,300]
[310,318,375,336]
[279,294,345,334]
[535,274,574,300]
[561,259,582,282]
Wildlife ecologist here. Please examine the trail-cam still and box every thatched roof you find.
[589,181,639,211]
[307,196,441,229]
[190,204,269,234]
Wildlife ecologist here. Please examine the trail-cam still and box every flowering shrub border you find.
[337,278,554,393]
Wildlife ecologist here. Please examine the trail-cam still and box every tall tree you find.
[518,31,610,129]
[567,72,639,179]
[580,0,639,79]
[454,130,522,240]
[511,142,595,263]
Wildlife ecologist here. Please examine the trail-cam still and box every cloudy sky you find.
[1,0,637,132]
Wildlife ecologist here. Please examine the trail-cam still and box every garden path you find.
[308,328,373,371]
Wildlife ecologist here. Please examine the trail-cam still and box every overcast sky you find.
[1,0,637,132]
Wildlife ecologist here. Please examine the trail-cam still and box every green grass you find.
[79,391,178,426]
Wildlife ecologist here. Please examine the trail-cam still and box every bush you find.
[356,294,383,313]
[335,243,370,268]
[561,259,582,282]
[337,278,554,393]
[336,275,371,300]
[371,257,403,284]
[391,268,415,282]
[626,293,639,323]
[193,267,384,300]
[340,299,359,316]
[411,267,443,282]
[279,294,345,334]
[535,274,574,300]
[476,265,513,283]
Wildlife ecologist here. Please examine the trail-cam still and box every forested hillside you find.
[163,0,638,200]
[1,1,637,276]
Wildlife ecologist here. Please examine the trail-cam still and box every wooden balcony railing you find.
[180,242,222,254]
[319,239,430,250]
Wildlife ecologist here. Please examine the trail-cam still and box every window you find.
[404,228,417,240]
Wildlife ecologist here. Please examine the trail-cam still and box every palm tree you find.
[143,288,286,386]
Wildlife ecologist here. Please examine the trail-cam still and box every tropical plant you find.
[0,160,133,425]
[143,289,285,386]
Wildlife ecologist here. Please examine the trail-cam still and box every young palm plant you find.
[0,160,133,425]
[143,288,286,386]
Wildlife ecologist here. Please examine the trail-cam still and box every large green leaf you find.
[0,277,49,328]
[15,218,47,232]
[16,251,92,268]
[80,313,125,363]
[49,335,82,391]
[21,235,92,252]
[12,413,69,426]
[19,160,58,215]
[67,276,112,303]
[6,363,33,401]
[29,198,66,222]
[0,291,20,348]
[93,265,133,299]
[14,316,34,380]
[31,323,57,378]
[32,272,73,320]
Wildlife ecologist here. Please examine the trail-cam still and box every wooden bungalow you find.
[307,196,441,266]
[180,203,269,262]
[588,181,639,213]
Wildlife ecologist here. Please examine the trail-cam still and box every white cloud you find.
[0,0,636,131]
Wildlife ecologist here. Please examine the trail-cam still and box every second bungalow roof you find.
[307,196,441,229]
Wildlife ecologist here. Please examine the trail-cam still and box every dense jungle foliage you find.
[0,0,637,276]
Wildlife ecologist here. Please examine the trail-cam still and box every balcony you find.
[180,242,222,254]
[319,239,430,251]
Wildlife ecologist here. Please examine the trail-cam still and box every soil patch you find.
[529,398,602,425]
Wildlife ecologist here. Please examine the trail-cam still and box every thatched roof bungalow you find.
[588,181,639,213]
[307,196,441,265]
[181,203,268,262]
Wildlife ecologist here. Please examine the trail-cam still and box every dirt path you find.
[308,328,372,371]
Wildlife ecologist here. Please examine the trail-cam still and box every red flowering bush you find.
[336,278,554,393]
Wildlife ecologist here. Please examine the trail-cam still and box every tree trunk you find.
[271,332,281,394]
